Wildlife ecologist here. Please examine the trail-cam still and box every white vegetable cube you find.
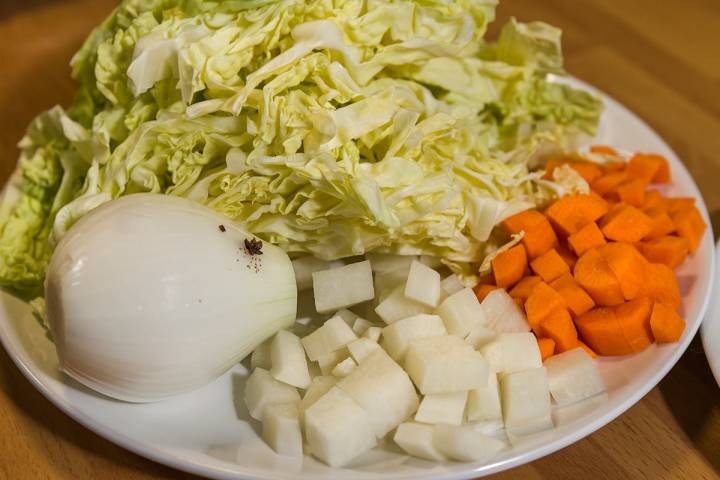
[544,348,605,406]
[465,324,497,349]
[270,330,311,389]
[337,349,419,438]
[317,349,347,375]
[481,289,530,333]
[244,368,301,420]
[433,424,505,463]
[262,403,303,457]
[334,308,359,327]
[381,314,447,362]
[301,376,338,413]
[374,269,410,302]
[479,333,542,374]
[393,422,445,461]
[375,285,431,324]
[347,338,381,363]
[363,326,382,342]
[466,371,502,422]
[250,339,272,370]
[404,260,442,308]
[404,336,489,394]
[500,367,552,429]
[415,391,468,425]
[441,274,465,296]
[313,261,374,313]
[301,315,357,361]
[435,288,487,337]
[331,357,357,378]
[292,256,330,291]
[352,317,373,336]
[304,386,377,467]
[366,253,415,275]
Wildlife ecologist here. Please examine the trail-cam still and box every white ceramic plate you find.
[701,243,720,386]
[0,78,714,480]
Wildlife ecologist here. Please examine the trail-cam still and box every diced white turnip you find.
[262,403,303,457]
[250,339,272,370]
[435,288,487,337]
[352,317,374,336]
[499,367,552,429]
[381,314,447,362]
[481,289,530,333]
[301,376,338,414]
[404,260,442,308]
[441,274,465,296]
[292,256,331,291]
[366,253,415,275]
[414,391,468,425]
[465,323,497,349]
[337,349,419,438]
[544,348,605,406]
[301,315,357,361]
[346,338,381,364]
[393,422,446,461]
[317,349,347,375]
[468,418,505,435]
[304,386,377,467]
[479,333,542,374]
[313,261,375,313]
[363,326,382,342]
[374,269,409,303]
[466,371,502,422]
[375,285,432,324]
[331,357,357,378]
[270,330,311,389]
[433,424,505,463]
[404,335,489,394]
[334,308,359,327]
[244,368,301,420]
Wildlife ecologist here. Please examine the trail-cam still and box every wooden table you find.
[1,1,719,479]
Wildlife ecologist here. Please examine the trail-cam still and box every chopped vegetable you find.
[550,273,595,317]
[478,333,542,374]
[600,205,653,243]
[404,260,442,308]
[568,222,607,256]
[415,392,468,426]
[639,236,689,269]
[436,288,487,338]
[544,348,605,406]
[474,284,501,302]
[481,289,531,333]
[617,179,647,206]
[545,193,609,235]
[433,424,506,463]
[598,242,648,300]
[502,210,558,259]
[615,297,654,353]
[466,372,502,422]
[650,303,686,343]
[313,261,375,313]
[262,403,303,457]
[640,263,681,308]
[643,208,676,240]
[492,245,528,288]
[670,206,706,253]
[537,338,556,361]
[525,281,566,334]
[574,249,625,306]
[499,367,551,429]
[539,307,579,353]
[394,422,445,462]
[530,248,570,282]
[380,314,447,362]
[509,276,543,300]
[627,153,670,183]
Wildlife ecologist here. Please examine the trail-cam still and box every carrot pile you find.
[475,146,706,360]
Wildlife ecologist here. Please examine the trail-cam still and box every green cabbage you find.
[0,0,601,297]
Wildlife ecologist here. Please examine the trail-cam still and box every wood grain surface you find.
[1,1,719,479]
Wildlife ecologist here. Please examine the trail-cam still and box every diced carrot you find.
[604,162,627,172]
[502,210,558,258]
[509,276,543,300]
[513,297,525,310]
[474,284,500,302]
[543,159,566,179]
[578,341,598,358]
[650,302,686,343]
[570,162,605,183]
[530,248,570,283]
[557,244,578,270]
[538,337,556,361]
[525,282,565,335]
[664,197,696,214]
[540,307,579,353]
[491,244,527,288]
[639,236,689,269]
[568,222,607,256]
[574,248,625,306]
[639,263,681,308]
[590,145,618,156]
[550,273,595,317]
[598,243,649,300]
[670,206,706,253]
[545,193,610,236]
[575,306,633,356]
[627,153,671,184]
[617,178,647,207]
[643,190,665,210]
[615,297,654,352]
[643,207,676,240]
[591,171,628,196]
[600,205,653,243]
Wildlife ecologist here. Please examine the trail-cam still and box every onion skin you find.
[45,194,297,402]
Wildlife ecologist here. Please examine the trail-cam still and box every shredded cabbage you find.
[0,0,601,297]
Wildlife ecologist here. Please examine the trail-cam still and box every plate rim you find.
[0,77,715,480]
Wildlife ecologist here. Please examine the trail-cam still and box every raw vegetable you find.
[479,332,542,374]
[404,260,442,308]
[537,338,556,360]
[508,276,542,300]
[271,330,312,389]
[567,222,606,256]
[394,422,446,462]
[544,348,604,406]
[499,367,551,429]
[433,424,506,463]
[600,205,653,243]
[415,391,468,426]
[312,261,374,313]
[244,368,301,421]
[539,307,578,353]
[530,248,570,282]
[262,403,303,457]
[491,245,527,288]
[502,210,558,259]
[435,288,487,337]
[544,193,609,235]
[466,372,502,422]
[649,302,686,343]
[380,314,447,362]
